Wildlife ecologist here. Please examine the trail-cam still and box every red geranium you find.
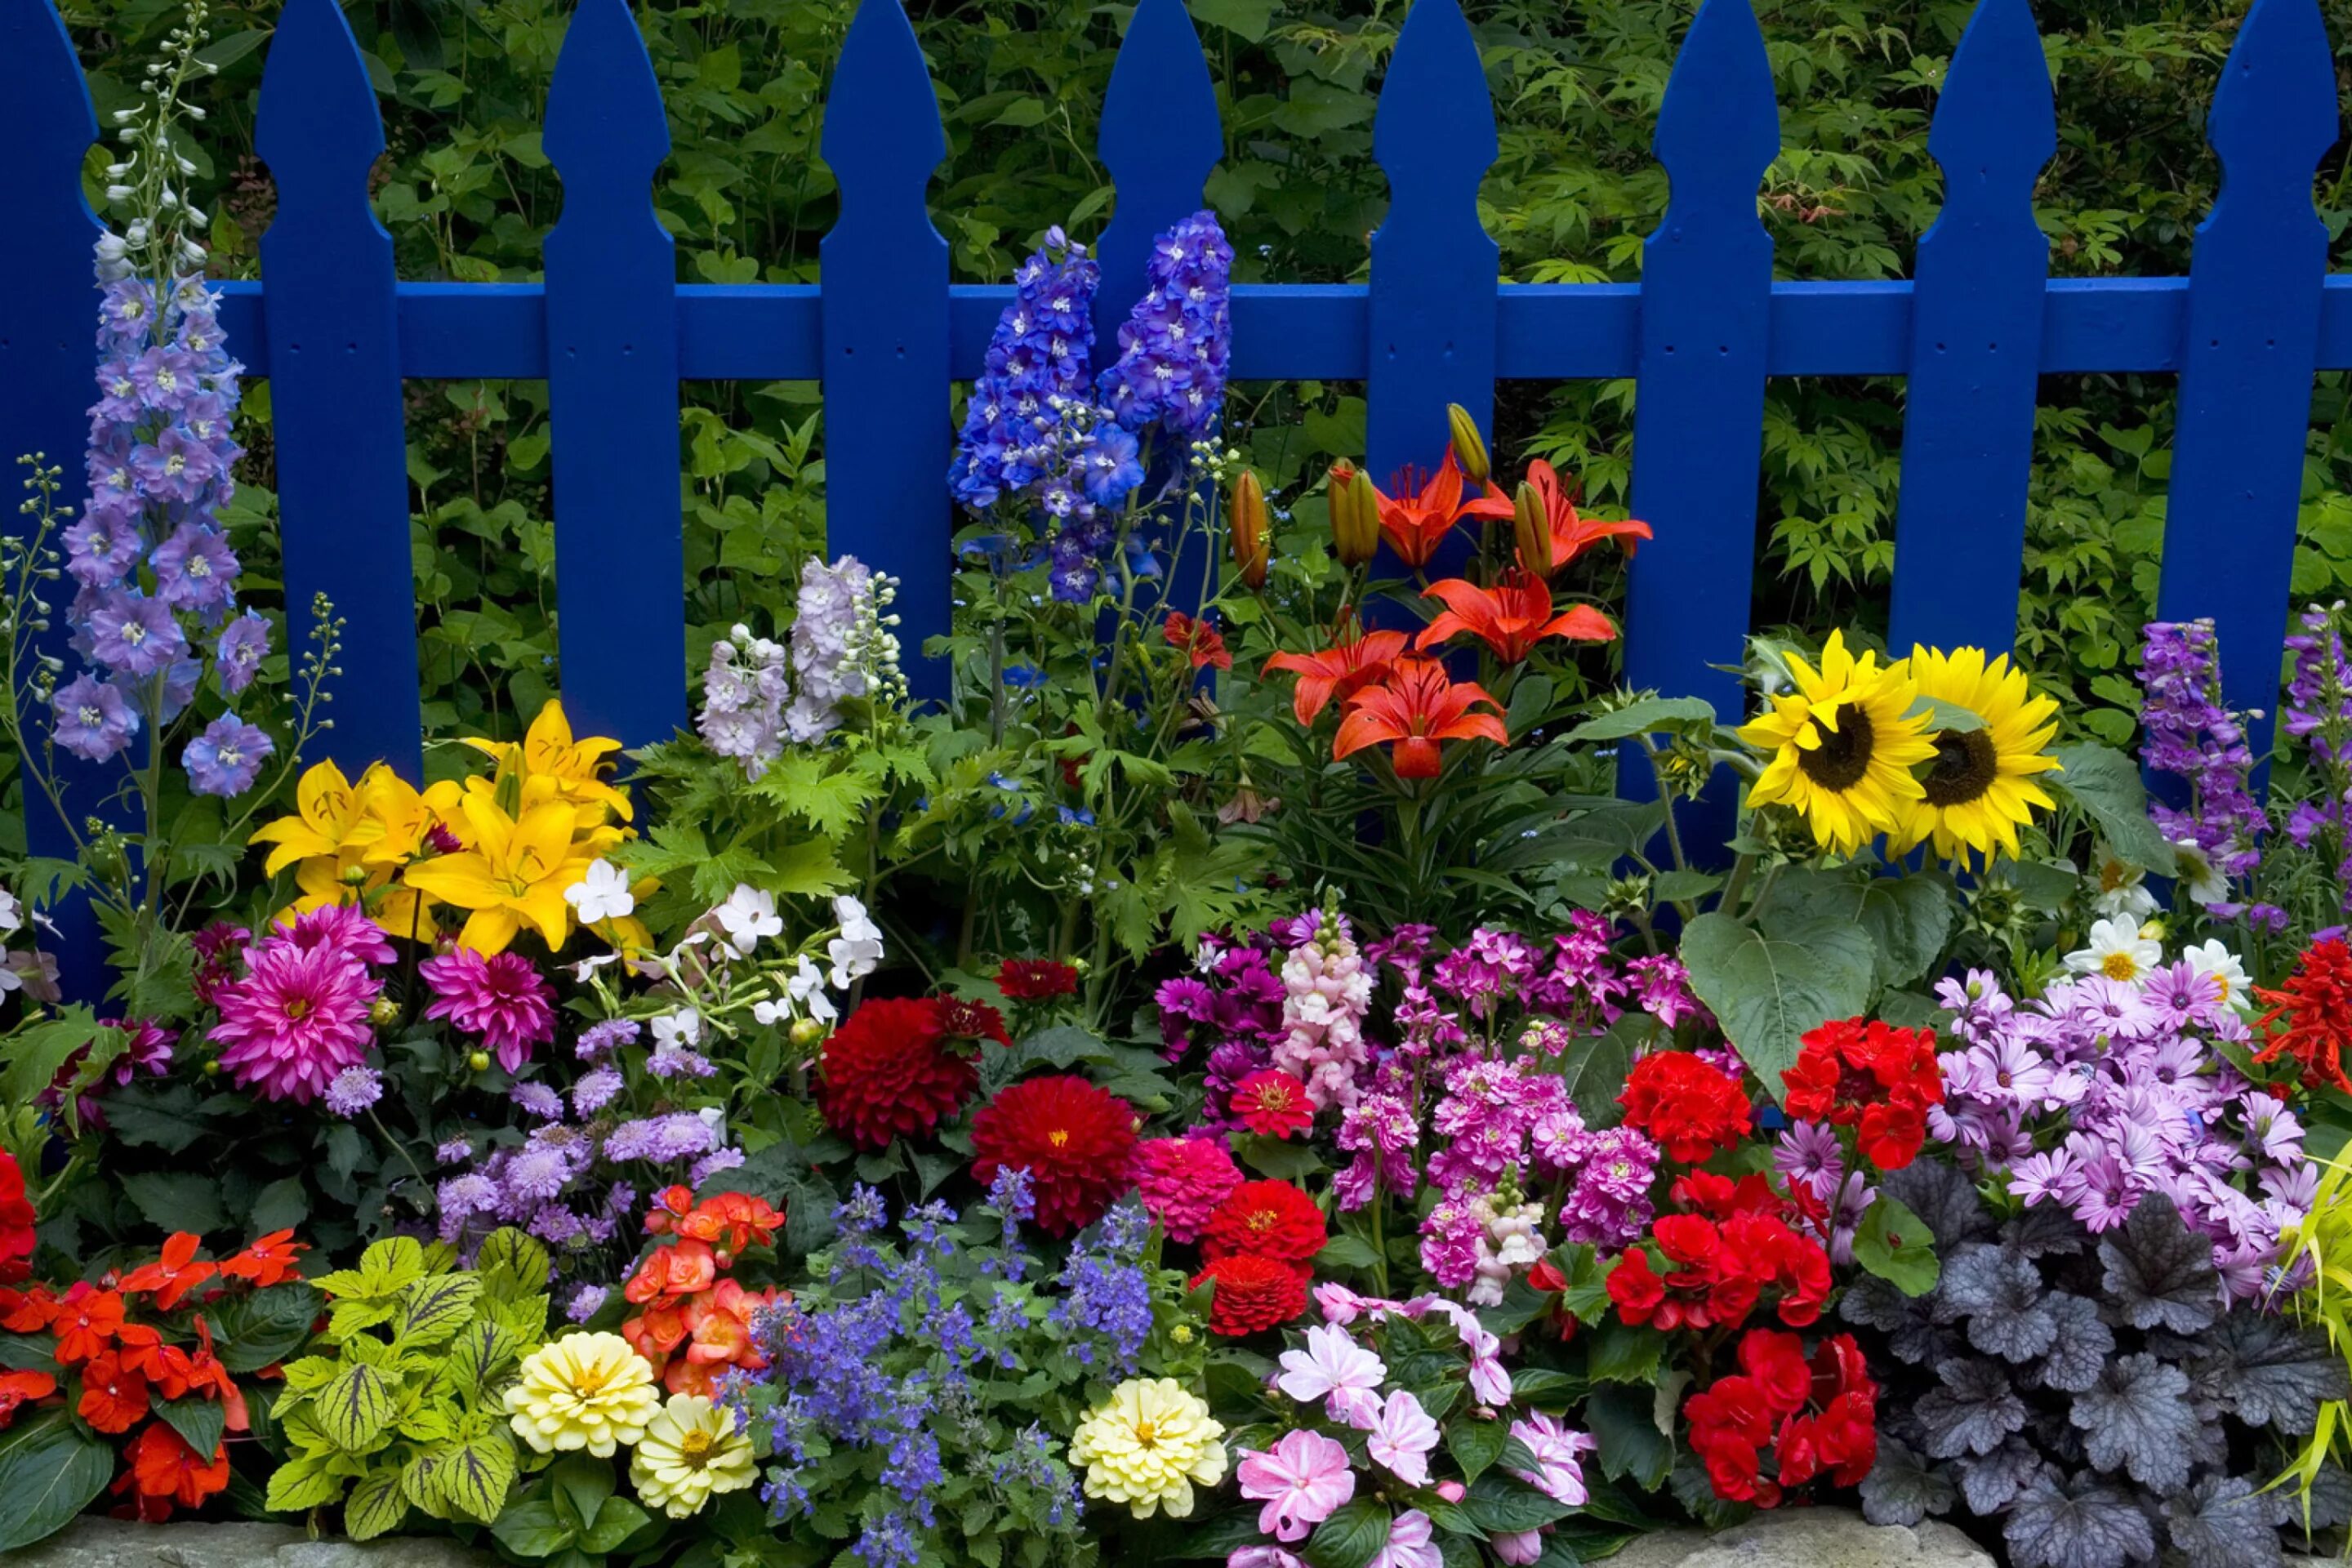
[1619,1050,1753,1164]
[1781,1018,1944,1171]
[1684,1329,1878,1507]
[1231,1070,1314,1138]
[998,960,1081,1003]
[1606,1182,1830,1334]
[971,1075,1139,1236]
[1200,1180,1327,1265]
[816,997,980,1152]
[1192,1253,1309,1336]
[2256,938,2352,1094]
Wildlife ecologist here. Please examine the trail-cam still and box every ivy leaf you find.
[2070,1352,2196,1492]
[1918,1358,2028,1459]
[1678,910,1877,1098]
[2098,1194,2219,1334]
[2005,1471,2158,1568]
[1304,1499,1392,1568]
[1854,1195,1940,1296]
[1859,1437,1956,1528]
[2030,1292,2115,1395]
[2163,1476,2290,1568]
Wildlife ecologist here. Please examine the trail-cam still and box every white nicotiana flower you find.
[564,860,635,925]
[2183,939,2254,1013]
[0,888,20,938]
[826,894,884,987]
[2064,915,2164,985]
[2169,839,2230,906]
[651,1009,702,1053]
[570,951,622,983]
[713,884,782,955]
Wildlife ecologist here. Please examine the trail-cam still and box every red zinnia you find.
[2255,939,2352,1094]
[1200,1180,1326,1265]
[997,960,1081,1003]
[970,1075,1139,1236]
[1231,1070,1314,1138]
[1191,1253,1310,1336]
[817,998,979,1152]
[1619,1050,1753,1164]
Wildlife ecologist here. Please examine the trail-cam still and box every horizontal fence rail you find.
[1,0,2343,836]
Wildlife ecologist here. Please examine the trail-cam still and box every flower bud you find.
[467,1049,492,1073]
[1513,481,1553,577]
[1328,461,1379,568]
[1228,468,1270,590]
[789,1017,826,1048]
[1447,403,1490,484]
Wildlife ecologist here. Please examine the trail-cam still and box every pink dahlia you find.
[1132,1135,1243,1243]
[284,902,399,967]
[208,938,378,1103]
[420,948,555,1071]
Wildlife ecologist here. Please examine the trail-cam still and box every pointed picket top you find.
[1092,0,1222,356]
[544,0,671,212]
[1650,0,1778,226]
[256,0,387,212]
[1925,0,2054,203]
[823,0,947,211]
[1,0,99,181]
[1372,0,1499,210]
[2205,0,2336,212]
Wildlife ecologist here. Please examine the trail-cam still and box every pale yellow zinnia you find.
[630,1394,758,1518]
[1068,1378,1227,1520]
[505,1332,661,1458]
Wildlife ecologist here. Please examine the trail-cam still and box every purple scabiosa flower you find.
[511,1081,564,1121]
[690,1146,746,1186]
[571,1067,625,1117]
[51,674,139,762]
[566,1284,609,1324]
[214,611,270,695]
[435,1135,475,1165]
[182,715,273,797]
[648,1044,716,1080]
[576,1018,641,1059]
[323,1066,384,1118]
[87,590,187,679]
[602,1112,719,1165]
[149,520,238,612]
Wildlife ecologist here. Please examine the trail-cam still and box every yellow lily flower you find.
[247,760,368,875]
[461,700,634,823]
[401,791,599,954]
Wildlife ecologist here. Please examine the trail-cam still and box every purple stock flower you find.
[183,715,273,797]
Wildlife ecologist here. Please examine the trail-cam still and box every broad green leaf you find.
[1904,695,1986,733]
[1236,1134,1323,1181]
[581,1493,654,1553]
[491,1494,577,1558]
[1854,1195,1940,1296]
[345,1467,411,1541]
[430,1430,519,1523]
[1679,911,1876,1100]
[2051,742,2177,875]
[1584,1383,1673,1490]
[394,1273,485,1349]
[1446,1419,1511,1486]
[317,1361,398,1452]
[265,1450,353,1513]
[1584,1321,1666,1384]
[0,1009,105,1111]
[1305,1499,1392,1568]
[0,1410,115,1551]
[1563,696,1716,745]
[1314,1234,1382,1272]
[550,1454,614,1534]
[1855,873,1958,989]
[153,1394,226,1460]
[211,1281,323,1373]
[1460,1474,1574,1534]
[118,1171,225,1237]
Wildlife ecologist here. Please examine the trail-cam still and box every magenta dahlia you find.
[1132,1135,1243,1243]
[284,902,399,967]
[208,938,379,1103]
[420,948,555,1071]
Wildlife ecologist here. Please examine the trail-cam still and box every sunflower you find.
[1888,646,2060,864]
[1740,630,1936,857]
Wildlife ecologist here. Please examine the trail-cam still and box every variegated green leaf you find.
[393,1273,483,1349]
[278,1355,339,1394]
[474,1229,551,1302]
[344,1467,409,1540]
[445,1316,524,1393]
[355,1236,428,1298]
[316,1361,397,1454]
[426,1431,518,1524]
[326,1297,401,1340]
[265,1450,355,1512]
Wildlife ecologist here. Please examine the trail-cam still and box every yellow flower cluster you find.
[1068,1378,1227,1521]
[504,1338,755,1518]
[248,701,648,955]
[630,1394,759,1518]
[1740,632,2060,862]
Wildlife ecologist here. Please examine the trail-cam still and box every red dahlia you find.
[2255,938,2352,1094]
[937,996,1010,1045]
[997,960,1081,1003]
[1619,1050,1753,1164]
[816,998,978,1152]
[1191,1253,1309,1335]
[1231,1070,1315,1138]
[971,1075,1139,1236]
[1200,1179,1327,1264]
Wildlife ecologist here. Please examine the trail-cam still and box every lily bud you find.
[1228,468,1270,590]
[1513,481,1553,576]
[1447,403,1490,484]
[1329,461,1380,568]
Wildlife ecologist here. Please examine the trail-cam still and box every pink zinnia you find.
[1131,1135,1243,1243]
[1236,1430,1355,1542]
[209,938,378,1103]
[420,949,555,1071]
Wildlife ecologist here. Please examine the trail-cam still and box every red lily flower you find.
[1263,630,1410,724]
[1163,612,1232,671]
[1414,571,1617,662]
[1373,451,1503,568]
[1333,657,1508,779]
[1462,459,1651,574]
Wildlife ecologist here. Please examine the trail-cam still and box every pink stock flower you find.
[1365,1390,1441,1487]
[1369,1510,1442,1568]
[1236,1431,1356,1542]
[209,936,379,1103]
[1275,1323,1386,1428]
[420,947,555,1071]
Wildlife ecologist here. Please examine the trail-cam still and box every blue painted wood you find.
[0,0,109,996]
[1622,0,1780,734]
[2157,0,2336,770]
[543,0,685,750]
[1886,0,2053,660]
[256,0,422,780]
[821,0,951,695]
[1365,0,1498,556]
[1092,0,1223,363]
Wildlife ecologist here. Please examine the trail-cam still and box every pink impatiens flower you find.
[1368,1510,1442,1568]
[420,947,556,1071]
[1275,1322,1387,1427]
[1365,1390,1441,1486]
[1508,1410,1597,1506]
[1236,1430,1355,1542]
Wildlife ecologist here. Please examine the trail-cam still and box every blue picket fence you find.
[0,0,2345,809]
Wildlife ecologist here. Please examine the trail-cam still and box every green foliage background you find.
[51,0,2352,752]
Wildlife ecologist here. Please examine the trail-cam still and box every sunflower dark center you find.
[1797,707,1876,792]
[1921,728,1999,807]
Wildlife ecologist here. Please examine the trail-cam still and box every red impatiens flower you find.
[49,1282,125,1365]
[1333,657,1508,780]
[76,1348,149,1432]
[121,1420,231,1512]
[1414,572,1616,664]
[1371,450,1499,568]
[0,1368,54,1429]
[1459,458,1651,576]
[2255,938,2352,1094]
[119,1232,217,1311]
[1164,612,1233,672]
[971,1075,1140,1236]
[1264,631,1411,725]
[998,959,1082,1003]
[1619,1050,1753,1164]
[1231,1070,1315,1138]
[0,1152,35,1287]
[1781,1018,1945,1172]
[1192,1253,1310,1336]
[1200,1179,1327,1265]
[817,997,980,1152]
[217,1229,305,1287]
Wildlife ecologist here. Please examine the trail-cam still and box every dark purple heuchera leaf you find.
[2071,1353,2197,1494]
[1842,1275,1961,1365]
[2032,1292,2116,1394]
[2187,1313,2347,1436]
[2005,1471,2158,1568]
[2097,1194,2219,1334]
[2004,1203,2088,1259]
[1944,1245,2058,1363]
[1860,1437,1957,1528]
[1885,1160,1996,1253]
[1919,1357,2029,1459]
[2299,1463,2352,1533]
[1960,1437,2047,1515]
[2162,1475,2290,1568]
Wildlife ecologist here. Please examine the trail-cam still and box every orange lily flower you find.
[1334,657,1509,779]
[1415,571,1618,663]
[1374,450,1503,568]
[1462,459,1651,574]
[1264,630,1410,724]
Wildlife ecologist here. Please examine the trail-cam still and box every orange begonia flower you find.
[1264,631,1410,725]
[1414,572,1618,663]
[1333,657,1509,779]
[1461,459,1652,574]
[626,1237,719,1305]
[1373,451,1503,569]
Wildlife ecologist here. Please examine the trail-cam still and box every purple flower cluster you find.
[1929,964,2303,1301]
[2139,620,2270,904]
[1157,932,1290,1125]
[2283,603,2352,912]
[435,1120,635,1254]
[1094,210,1235,442]
[1044,1200,1156,1373]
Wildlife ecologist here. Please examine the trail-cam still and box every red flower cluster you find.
[623,1191,786,1397]
[1190,1254,1310,1337]
[1606,1174,1831,1332]
[1782,1018,1944,1170]
[817,997,983,1152]
[1230,1069,1314,1138]
[1619,1050,1753,1164]
[997,960,1081,1003]
[1192,1179,1324,1337]
[2255,938,2352,1095]
[0,1153,33,1286]
[1684,1330,1878,1507]
[972,1075,1140,1236]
